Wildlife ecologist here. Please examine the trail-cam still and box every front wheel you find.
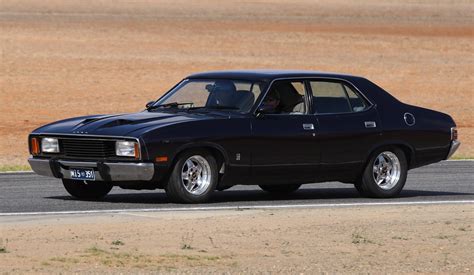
[62,179,113,200]
[355,147,408,198]
[259,184,301,194]
[165,149,218,203]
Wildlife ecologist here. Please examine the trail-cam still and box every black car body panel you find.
[28,70,458,192]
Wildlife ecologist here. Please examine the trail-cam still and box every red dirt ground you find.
[1,0,473,166]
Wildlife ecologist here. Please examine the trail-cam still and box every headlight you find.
[41,137,60,153]
[116,141,139,158]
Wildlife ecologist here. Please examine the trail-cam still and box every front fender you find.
[139,117,251,184]
[170,141,230,166]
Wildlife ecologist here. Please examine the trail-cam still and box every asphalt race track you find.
[0,161,472,215]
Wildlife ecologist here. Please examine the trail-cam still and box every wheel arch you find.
[171,142,229,174]
[365,141,415,169]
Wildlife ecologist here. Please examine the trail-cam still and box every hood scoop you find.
[101,119,133,128]
[99,117,164,129]
[64,111,204,136]
[82,118,103,124]
[79,114,121,126]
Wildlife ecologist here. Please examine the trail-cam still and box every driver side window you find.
[260,80,307,115]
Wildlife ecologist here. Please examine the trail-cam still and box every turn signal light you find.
[155,156,168,163]
[134,143,140,160]
[31,137,40,155]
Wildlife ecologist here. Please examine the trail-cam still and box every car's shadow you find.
[45,187,474,205]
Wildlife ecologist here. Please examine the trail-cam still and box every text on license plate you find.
[70,168,96,180]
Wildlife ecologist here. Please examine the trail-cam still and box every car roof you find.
[186,70,361,82]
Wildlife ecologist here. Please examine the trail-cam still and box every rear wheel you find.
[355,147,407,198]
[62,179,113,200]
[165,149,218,203]
[259,184,301,194]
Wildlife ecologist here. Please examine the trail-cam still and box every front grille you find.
[61,139,116,159]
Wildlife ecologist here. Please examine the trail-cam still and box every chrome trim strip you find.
[33,133,140,141]
[417,145,450,151]
[28,157,155,181]
[28,158,54,177]
[153,78,266,114]
[252,76,375,116]
[105,162,154,181]
[251,163,317,167]
[59,160,98,167]
[446,140,461,160]
[251,160,363,167]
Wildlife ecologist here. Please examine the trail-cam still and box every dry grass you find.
[1,0,473,166]
[0,205,473,273]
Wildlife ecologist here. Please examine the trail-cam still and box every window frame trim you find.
[252,77,375,116]
[153,78,268,114]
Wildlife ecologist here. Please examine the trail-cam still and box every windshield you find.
[150,79,266,113]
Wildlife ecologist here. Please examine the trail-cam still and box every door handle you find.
[302,123,315,130]
[365,121,377,128]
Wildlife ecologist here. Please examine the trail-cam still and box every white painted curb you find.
[1,200,473,217]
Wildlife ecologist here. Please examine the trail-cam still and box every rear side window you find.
[310,81,369,114]
[345,84,369,112]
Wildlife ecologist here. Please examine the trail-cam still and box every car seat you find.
[206,80,237,107]
[234,90,255,112]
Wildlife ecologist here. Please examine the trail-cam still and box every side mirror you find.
[255,106,268,118]
[205,84,214,92]
[145,101,155,109]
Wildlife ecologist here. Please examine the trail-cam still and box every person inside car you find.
[261,89,282,114]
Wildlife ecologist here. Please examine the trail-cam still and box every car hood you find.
[32,111,223,137]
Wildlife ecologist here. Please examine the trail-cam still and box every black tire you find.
[354,181,366,195]
[62,179,113,200]
[259,184,301,194]
[165,149,218,203]
[356,147,408,198]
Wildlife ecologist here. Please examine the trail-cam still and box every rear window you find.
[310,81,369,114]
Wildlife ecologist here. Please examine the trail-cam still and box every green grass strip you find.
[0,165,32,172]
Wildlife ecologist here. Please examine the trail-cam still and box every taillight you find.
[31,137,40,155]
[451,127,458,141]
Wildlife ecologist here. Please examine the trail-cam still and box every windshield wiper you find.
[187,106,239,111]
[147,102,194,111]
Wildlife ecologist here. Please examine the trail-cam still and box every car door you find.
[308,79,382,181]
[249,80,320,184]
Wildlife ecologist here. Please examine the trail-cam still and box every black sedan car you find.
[28,70,460,203]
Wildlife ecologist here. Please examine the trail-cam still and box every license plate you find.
[70,168,96,181]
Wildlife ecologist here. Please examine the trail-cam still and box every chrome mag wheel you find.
[372,151,401,190]
[181,155,212,195]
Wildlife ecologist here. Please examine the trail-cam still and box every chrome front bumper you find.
[446,140,461,159]
[28,157,155,181]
